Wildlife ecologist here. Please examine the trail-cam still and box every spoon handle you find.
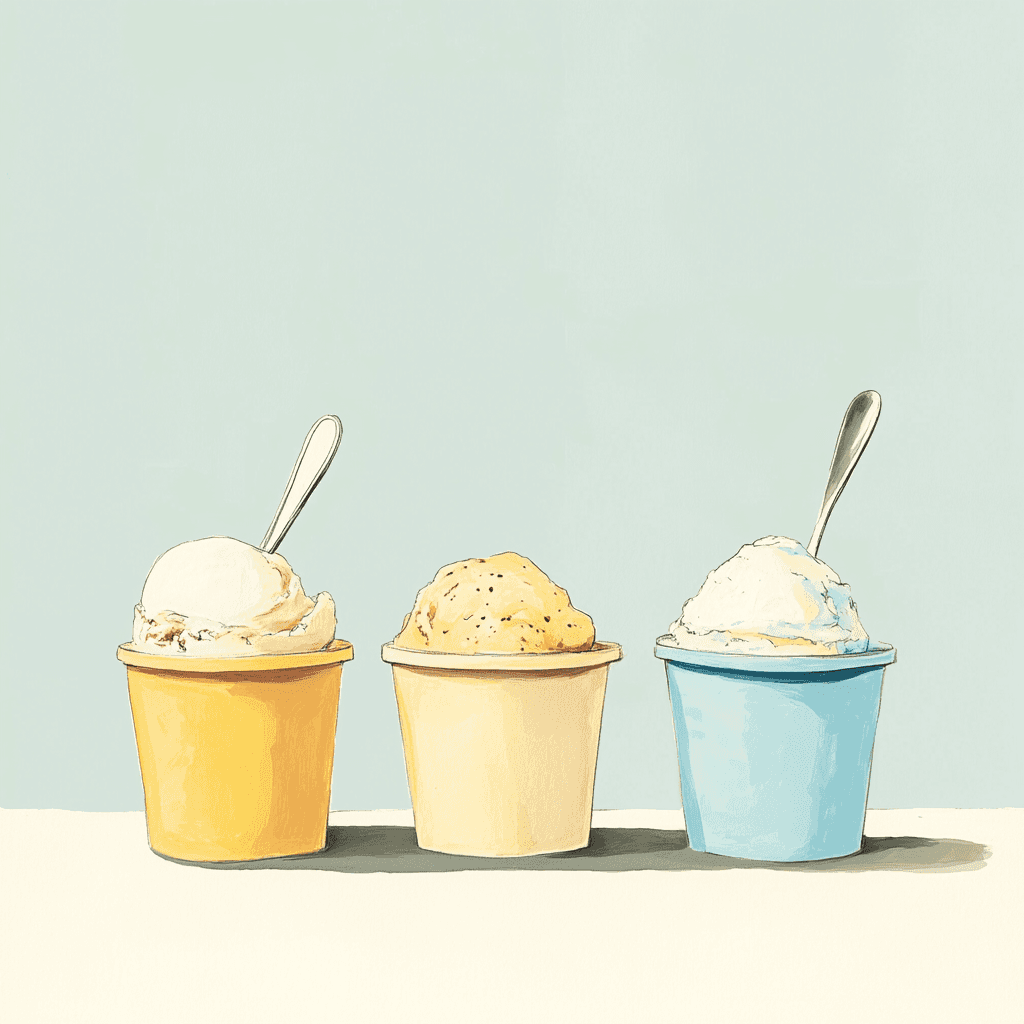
[807,391,881,558]
[260,415,343,555]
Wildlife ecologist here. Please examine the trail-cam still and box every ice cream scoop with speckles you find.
[394,552,595,654]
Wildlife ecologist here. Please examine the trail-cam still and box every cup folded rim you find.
[117,638,354,673]
[654,637,895,674]
[381,639,622,671]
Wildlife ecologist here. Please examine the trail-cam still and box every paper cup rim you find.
[654,638,895,673]
[117,638,354,673]
[381,639,622,671]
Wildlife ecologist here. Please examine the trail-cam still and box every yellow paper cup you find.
[117,640,354,862]
[381,641,623,857]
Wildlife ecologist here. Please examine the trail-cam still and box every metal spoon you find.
[807,391,881,558]
[260,414,343,554]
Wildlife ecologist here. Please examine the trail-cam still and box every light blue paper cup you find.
[655,639,896,862]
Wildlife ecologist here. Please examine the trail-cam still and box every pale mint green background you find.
[1,2,1020,810]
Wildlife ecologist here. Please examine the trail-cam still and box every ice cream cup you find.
[117,640,354,862]
[381,641,623,857]
[655,640,896,862]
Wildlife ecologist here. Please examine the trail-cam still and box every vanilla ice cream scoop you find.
[662,536,870,655]
[133,537,336,655]
[394,551,595,654]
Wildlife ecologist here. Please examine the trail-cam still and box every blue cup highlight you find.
[655,640,896,862]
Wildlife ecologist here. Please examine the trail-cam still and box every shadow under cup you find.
[655,640,896,862]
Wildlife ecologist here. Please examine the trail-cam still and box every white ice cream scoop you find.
[807,391,881,558]
[260,414,343,554]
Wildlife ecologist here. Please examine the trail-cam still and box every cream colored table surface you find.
[2,808,1021,1023]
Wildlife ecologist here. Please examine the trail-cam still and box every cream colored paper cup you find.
[117,640,354,862]
[382,641,623,857]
